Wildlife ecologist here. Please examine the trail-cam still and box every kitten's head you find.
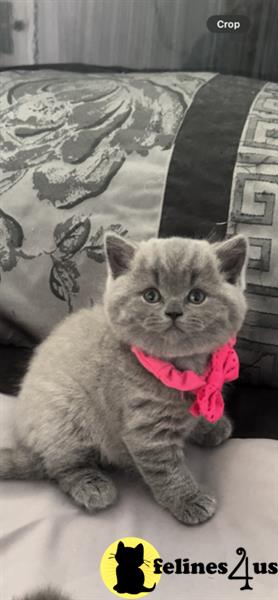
[104,234,248,358]
[115,541,144,566]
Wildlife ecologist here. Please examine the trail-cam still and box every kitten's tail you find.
[142,583,156,592]
[0,446,45,480]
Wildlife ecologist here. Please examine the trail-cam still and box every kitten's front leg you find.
[190,415,232,447]
[122,400,217,525]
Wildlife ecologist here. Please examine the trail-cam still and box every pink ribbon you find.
[131,337,239,423]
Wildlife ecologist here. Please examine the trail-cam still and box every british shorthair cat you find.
[0,234,247,526]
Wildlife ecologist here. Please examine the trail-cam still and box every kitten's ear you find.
[117,541,125,553]
[135,543,144,561]
[214,235,248,287]
[105,234,136,279]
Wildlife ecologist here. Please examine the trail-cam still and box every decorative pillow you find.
[0,69,277,391]
[160,75,278,389]
[0,69,214,340]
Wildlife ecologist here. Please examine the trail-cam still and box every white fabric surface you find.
[1,393,278,600]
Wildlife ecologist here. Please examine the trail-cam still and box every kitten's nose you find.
[165,311,183,320]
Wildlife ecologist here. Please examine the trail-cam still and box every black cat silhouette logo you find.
[114,541,156,594]
[100,536,161,597]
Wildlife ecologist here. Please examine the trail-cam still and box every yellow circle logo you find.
[100,536,161,597]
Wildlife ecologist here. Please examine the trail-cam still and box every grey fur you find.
[13,587,72,600]
[0,235,247,525]
[190,414,233,447]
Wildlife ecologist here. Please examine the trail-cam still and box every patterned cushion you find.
[160,75,278,389]
[0,68,277,391]
[0,69,213,341]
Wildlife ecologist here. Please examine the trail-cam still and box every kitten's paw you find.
[180,491,217,525]
[191,415,232,447]
[59,468,117,511]
[72,477,117,512]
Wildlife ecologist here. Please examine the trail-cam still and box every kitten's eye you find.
[142,288,161,303]
[187,289,206,304]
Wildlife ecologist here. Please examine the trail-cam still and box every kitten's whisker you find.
[143,561,150,567]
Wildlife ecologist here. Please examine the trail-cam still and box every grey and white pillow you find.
[0,68,278,391]
[0,69,213,340]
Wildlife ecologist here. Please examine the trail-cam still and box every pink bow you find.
[189,337,239,423]
[131,338,239,424]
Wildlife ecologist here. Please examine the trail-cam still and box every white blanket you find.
[1,393,277,600]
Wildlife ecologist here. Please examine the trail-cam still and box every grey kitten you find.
[0,234,247,525]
